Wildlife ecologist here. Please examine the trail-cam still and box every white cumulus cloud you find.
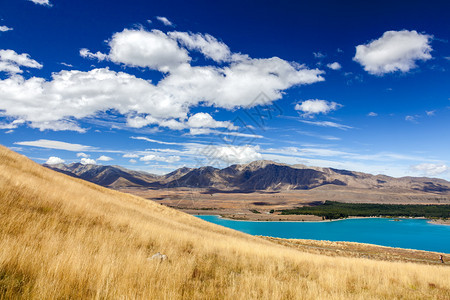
[0,49,43,74]
[168,31,231,63]
[79,48,108,61]
[1,28,324,133]
[0,119,25,129]
[411,163,448,176]
[206,145,262,164]
[76,152,90,158]
[97,155,113,161]
[327,62,341,70]
[81,158,96,165]
[100,29,190,72]
[295,99,341,117]
[353,30,432,75]
[187,113,237,130]
[45,156,65,164]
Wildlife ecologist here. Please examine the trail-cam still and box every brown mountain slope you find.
[2,145,450,298]
[46,160,450,195]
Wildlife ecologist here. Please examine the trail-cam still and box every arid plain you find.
[118,186,450,221]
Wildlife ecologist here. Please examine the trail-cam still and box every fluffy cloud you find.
[353,30,432,75]
[107,29,190,72]
[127,113,237,131]
[0,119,25,129]
[76,152,89,158]
[97,155,113,161]
[15,139,95,151]
[140,154,180,163]
[168,31,231,63]
[156,16,173,26]
[187,113,237,129]
[28,0,51,6]
[368,112,378,117]
[81,158,96,165]
[205,145,262,164]
[0,49,43,74]
[79,48,108,61]
[0,26,13,32]
[326,62,341,70]
[295,99,341,117]
[45,156,65,164]
[0,28,324,133]
[411,163,448,176]
[81,29,190,72]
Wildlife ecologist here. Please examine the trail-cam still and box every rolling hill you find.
[2,145,449,299]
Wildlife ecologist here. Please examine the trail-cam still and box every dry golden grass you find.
[0,145,449,299]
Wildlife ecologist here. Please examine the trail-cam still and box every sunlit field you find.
[1,145,449,299]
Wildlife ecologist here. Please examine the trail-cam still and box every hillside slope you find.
[2,145,449,299]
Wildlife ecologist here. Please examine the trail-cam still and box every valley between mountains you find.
[45,160,450,221]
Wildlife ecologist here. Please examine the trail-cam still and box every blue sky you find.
[0,0,449,179]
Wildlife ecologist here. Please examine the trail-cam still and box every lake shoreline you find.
[196,214,450,254]
[262,236,450,265]
[195,212,450,225]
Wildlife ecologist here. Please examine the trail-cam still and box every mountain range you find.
[44,160,450,194]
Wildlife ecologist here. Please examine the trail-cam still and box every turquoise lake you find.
[195,215,450,253]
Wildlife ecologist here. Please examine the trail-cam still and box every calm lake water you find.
[196,215,450,253]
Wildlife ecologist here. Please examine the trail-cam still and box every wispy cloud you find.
[15,139,96,151]
[296,130,341,141]
[405,115,419,123]
[0,25,13,32]
[60,62,73,67]
[411,163,448,176]
[156,16,173,26]
[131,136,180,145]
[299,120,353,130]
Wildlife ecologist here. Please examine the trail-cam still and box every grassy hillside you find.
[0,145,449,299]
